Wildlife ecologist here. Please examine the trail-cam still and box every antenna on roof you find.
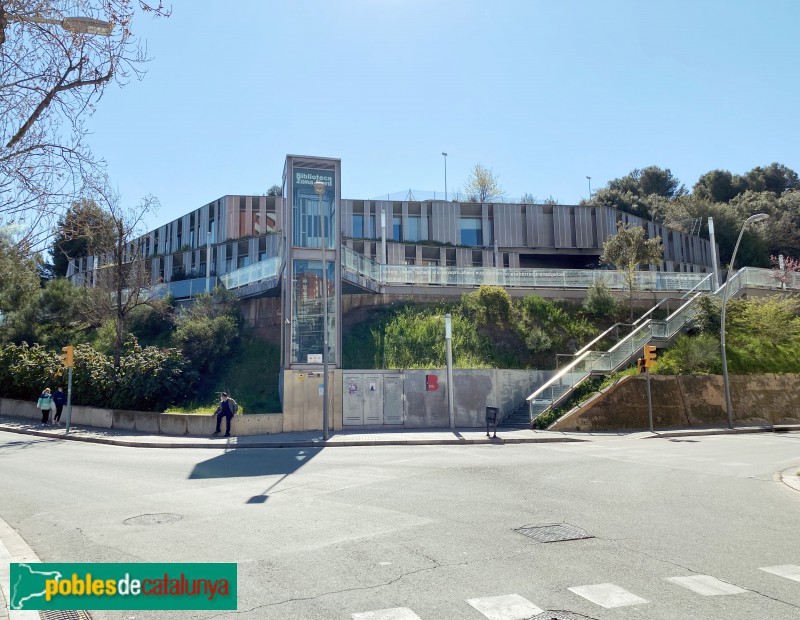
[405,189,416,201]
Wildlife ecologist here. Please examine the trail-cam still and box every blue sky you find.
[85,0,800,229]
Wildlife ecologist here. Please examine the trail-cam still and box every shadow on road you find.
[0,436,61,451]
[188,446,320,480]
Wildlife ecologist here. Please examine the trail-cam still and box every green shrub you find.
[582,282,618,317]
[173,314,238,373]
[471,285,512,324]
[0,340,197,411]
[520,294,569,326]
[525,327,553,352]
[655,334,722,375]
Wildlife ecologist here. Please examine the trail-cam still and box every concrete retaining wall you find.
[0,398,284,437]
[550,374,800,432]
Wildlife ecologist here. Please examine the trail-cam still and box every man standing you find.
[212,392,238,437]
[52,387,67,424]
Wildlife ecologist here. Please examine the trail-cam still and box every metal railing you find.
[342,246,382,283]
[520,266,800,427]
[339,256,716,292]
[219,237,284,291]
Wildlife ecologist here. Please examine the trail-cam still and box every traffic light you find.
[61,345,74,367]
[637,358,646,373]
[643,345,657,369]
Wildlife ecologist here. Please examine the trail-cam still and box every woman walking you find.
[36,388,53,425]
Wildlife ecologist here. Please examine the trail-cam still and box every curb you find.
[1,422,797,450]
[646,424,800,439]
[0,516,42,619]
[0,424,585,449]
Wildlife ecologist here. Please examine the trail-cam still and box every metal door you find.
[363,375,384,424]
[384,374,404,424]
[343,375,364,425]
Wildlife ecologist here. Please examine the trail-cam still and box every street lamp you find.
[5,13,113,35]
[313,180,330,441]
[720,212,769,429]
[442,152,448,201]
[586,176,592,200]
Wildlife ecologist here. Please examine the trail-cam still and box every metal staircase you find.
[505,267,795,429]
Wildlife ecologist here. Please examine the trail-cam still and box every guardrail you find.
[380,266,712,291]
[341,248,716,292]
[219,236,284,293]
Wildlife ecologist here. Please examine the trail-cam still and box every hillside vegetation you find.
[343,285,622,369]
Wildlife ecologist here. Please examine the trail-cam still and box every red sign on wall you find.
[426,374,439,391]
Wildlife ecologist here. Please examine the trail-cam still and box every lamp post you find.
[720,212,769,429]
[442,152,448,201]
[586,176,592,200]
[313,181,330,440]
[445,314,454,429]
[4,13,113,35]
[708,217,720,290]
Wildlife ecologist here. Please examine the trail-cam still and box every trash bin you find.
[485,406,499,438]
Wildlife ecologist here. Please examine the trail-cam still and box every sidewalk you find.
[0,415,589,448]
[0,415,798,450]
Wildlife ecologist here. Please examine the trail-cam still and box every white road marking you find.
[568,583,648,608]
[759,565,800,582]
[352,607,422,620]
[667,575,748,595]
[466,593,544,619]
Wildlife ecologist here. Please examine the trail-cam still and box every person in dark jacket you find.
[211,392,238,437]
[52,386,67,423]
[36,388,52,424]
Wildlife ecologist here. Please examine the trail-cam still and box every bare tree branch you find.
[0,1,169,244]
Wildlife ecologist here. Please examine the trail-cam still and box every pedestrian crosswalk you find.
[351,564,800,619]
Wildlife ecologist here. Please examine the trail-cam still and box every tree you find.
[520,193,537,204]
[600,222,663,320]
[464,164,503,203]
[692,169,747,203]
[744,163,799,196]
[0,1,169,246]
[0,277,89,345]
[0,225,41,315]
[266,184,283,197]
[51,199,115,277]
[79,188,163,366]
[172,287,242,377]
[591,166,685,219]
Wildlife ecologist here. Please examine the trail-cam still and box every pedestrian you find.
[52,386,67,424]
[211,392,238,437]
[36,388,53,425]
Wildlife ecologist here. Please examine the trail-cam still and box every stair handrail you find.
[680,271,714,298]
[525,349,594,406]
[571,322,633,358]
[520,267,794,427]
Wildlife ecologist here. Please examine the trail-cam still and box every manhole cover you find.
[515,523,593,543]
[124,513,182,526]
[39,611,92,620]
[531,612,596,620]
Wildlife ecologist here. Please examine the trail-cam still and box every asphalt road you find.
[1,430,799,620]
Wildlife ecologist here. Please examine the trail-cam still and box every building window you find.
[460,218,482,246]
[406,216,421,242]
[392,215,402,241]
[353,214,364,238]
[368,214,376,239]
